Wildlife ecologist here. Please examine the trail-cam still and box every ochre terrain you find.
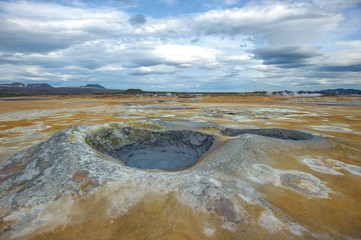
[0,94,361,240]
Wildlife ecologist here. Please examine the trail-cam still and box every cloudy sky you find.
[0,0,360,91]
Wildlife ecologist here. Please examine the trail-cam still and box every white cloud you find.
[153,44,220,68]
[0,0,345,52]
[130,65,178,75]
[220,54,256,64]
[96,65,124,71]
[0,0,360,91]
[0,1,126,19]
[323,50,361,67]
[225,0,239,6]
[191,2,343,44]
[335,40,361,50]
[311,0,361,10]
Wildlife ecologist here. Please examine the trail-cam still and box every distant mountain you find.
[298,88,361,95]
[319,88,361,95]
[0,82,121,94]
[1,83,360,96]
[122,89,145,94]
[0,82,53,89]
[81,84,105,89]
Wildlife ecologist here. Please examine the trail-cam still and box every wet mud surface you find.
[86,127,214,171]
[222,128,314,140]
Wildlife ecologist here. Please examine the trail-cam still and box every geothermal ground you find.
[0,95,361,240]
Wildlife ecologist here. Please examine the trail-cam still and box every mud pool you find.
[86,127,214,171]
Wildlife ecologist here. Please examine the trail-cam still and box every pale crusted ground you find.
[0,95,361,240]
[1,95,360,158]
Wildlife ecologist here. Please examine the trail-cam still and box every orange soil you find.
[1,95,361,239]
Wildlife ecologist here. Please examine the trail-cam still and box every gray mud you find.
[86,127,214,171]
[222,128,314,140]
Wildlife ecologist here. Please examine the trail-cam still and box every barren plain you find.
[1,95,361,240]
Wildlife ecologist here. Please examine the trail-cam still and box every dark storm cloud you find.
[251,46,322,68]
[0,18,72,53]
[0,54,22,65]
[292,81,323,86]
[319,64,361,72]
[129,14,147,27]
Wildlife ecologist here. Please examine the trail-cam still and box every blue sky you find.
[0,0,360,91]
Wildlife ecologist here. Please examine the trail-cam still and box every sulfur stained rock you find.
[0,121,360,240]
